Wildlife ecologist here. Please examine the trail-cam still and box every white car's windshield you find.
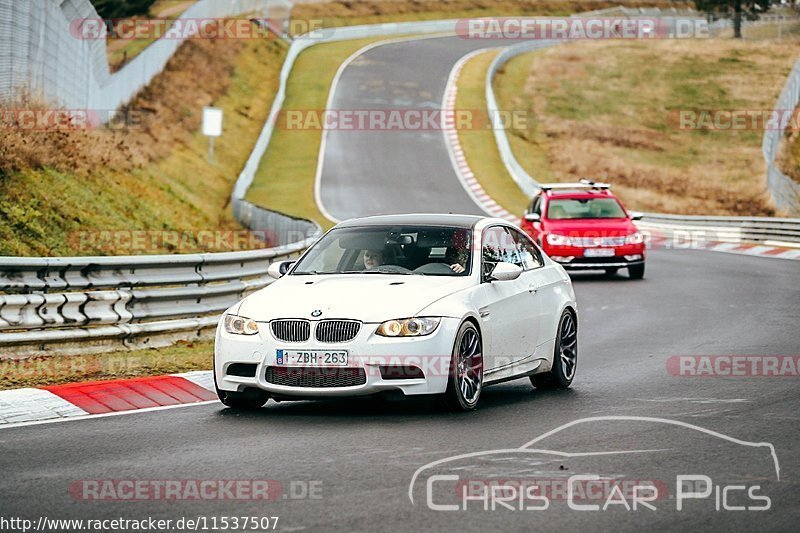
[292,225,472,276]
[547,198,626,219]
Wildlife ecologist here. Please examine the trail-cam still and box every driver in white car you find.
[365,243,466,273]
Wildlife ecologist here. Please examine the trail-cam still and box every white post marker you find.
[202,106,223,162]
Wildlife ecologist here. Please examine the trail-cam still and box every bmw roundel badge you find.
[311,310,322,318]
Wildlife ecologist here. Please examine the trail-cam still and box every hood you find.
[544,218,637,236]
[238,274,472,323]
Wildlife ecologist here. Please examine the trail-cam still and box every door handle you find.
[528,283,538,293]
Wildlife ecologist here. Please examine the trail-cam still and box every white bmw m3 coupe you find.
[214,214,578,411]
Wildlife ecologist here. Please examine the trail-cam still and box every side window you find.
[510,228,544,270]
[481,227,505,279]
[500,228,523,268]
[528,195,542,216]
[481,226,523,280]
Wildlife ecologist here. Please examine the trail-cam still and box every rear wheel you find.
[628,263,645,279]
[530,310,577,389]
[439,322,483,411]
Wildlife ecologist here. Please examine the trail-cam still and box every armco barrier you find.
[0,237,317,357]
[637,214,800,247]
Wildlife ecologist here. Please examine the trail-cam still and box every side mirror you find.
[629,211,643,221]
[524,212,541,222]
[489,262,523,282]
[268,260,295,279]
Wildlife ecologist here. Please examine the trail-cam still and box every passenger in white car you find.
[363,249,384,270]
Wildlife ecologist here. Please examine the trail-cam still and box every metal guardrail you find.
[637,214,800,247]
[485,41,554,197]
[0,239,317,352]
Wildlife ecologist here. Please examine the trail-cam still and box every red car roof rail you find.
[539,179,611,193]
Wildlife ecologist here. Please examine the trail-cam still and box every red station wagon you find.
[519,180,646,279]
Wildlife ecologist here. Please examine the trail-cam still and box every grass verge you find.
[455,50,529,215]
[491,39,799,215]
[1,35,286,256]
[246,36,412,228]
[0,340,213,390]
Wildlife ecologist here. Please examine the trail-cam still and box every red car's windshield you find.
[547,198,626,220]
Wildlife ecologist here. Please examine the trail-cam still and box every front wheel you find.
[530,310,577,389]
[439,322,483,411]
[216,386,269,409]
[628,263,645,279]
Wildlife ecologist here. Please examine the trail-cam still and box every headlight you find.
[376,317,440,337]
[546,233,572,246]
[223,314,259,335]
[625,232,645,245]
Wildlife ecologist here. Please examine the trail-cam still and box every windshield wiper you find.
[340,270,413,275]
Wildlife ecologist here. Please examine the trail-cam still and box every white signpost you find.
[202,106,223,162]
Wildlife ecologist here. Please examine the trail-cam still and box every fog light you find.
[624,254,643,261]
[551,256,574,263]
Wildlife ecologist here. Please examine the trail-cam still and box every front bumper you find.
[544,243,645,270]
[554,256,645,270]
[214,317,461,398]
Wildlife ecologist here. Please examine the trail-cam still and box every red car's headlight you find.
[546,233,571,246]
[625,232,645,245]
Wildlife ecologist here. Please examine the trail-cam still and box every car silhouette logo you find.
[311,310,322,317]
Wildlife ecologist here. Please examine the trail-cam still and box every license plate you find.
[584,248,615,258]
[276,349,348,367]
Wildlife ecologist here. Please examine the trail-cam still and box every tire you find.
[530,310,577,390]
[628,263,645,280]
[604,267,619,276]
[216,386,270,409]
[439,321,483,411]
[213,354,269,409]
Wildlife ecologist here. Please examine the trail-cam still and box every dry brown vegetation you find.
[496,39,799,216]
[778,127,800,184]
[0,28,286,256]
[1,38,243,177]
